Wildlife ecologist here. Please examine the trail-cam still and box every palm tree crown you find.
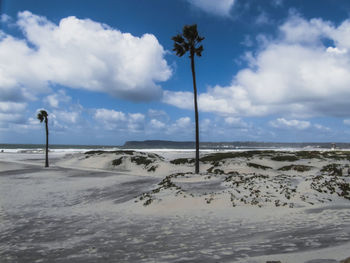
[37,110,48,123]
[172,24,204,58]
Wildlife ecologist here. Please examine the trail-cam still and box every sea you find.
[0,144,120,153]
[0,142,348,154]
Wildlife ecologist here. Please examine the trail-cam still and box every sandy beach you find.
[0,149,350,263]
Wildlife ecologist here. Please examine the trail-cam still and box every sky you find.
[2,0,350,145]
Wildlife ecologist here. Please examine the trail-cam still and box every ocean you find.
[0,142,348,154]
[0,144,120,153]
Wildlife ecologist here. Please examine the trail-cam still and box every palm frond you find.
[37,110,48,122]
[37,113,44,123]
[195,45,204,57]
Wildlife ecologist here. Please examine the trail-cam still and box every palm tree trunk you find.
[45,119,49,168]
[190,53,200,174]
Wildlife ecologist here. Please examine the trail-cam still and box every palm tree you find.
[172,24,204,174]
[37,110,49,167]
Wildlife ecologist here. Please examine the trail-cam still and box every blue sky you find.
[1,0,350,145]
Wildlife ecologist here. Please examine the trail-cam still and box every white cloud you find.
[163,86,266,116]
[0,102,27,126]
[0,102,26,113]
[164,14,350,118]
[94,108,145,132]
[162,91,194,110]
[94,109,126,123]
[0,113,25,123]
[344,119,350,125]
[52,110,80,124]
[1,14,11,23]
[0,11,172,103]
[224,117,250,128]
[186,0,235,17]
[255,12,272,25]
[270,118,311,130]
[326,47,347,55]
[150,119,166,129]
[272,0,284,7]
[44,90,71,108]
[314,124,330,131]
[175,117,191,128]
[147,109,169,123]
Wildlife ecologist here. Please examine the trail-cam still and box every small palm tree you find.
[37,110,49,167]
[172,24,204,174]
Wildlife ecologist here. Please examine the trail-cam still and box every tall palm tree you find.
[37,110,49,167]
[172,24,204,174]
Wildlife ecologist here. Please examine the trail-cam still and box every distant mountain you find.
[122,140,350,149]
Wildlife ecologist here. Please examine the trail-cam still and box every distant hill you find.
[122,140,350,149]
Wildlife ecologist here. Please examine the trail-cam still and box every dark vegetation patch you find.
[270,155,299,162]
[278,165,313,172]
[311,173,350,200]
[110,152,162,172]
[112,157,123,166]
[85,150,135,155]
[294,151,323,159]
[322,151,350,160]
[207,167,225,174]
[200,151,276,163]
[321,164,344,176]
[146,152,164,160]
[138,173,187,206]
[247,162,272,170]
[130,156,154,166]
[170,158,195,165]
[147,165,158,172]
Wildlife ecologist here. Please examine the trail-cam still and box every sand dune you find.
[0,150,349,262]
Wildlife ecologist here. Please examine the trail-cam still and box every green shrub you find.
[112,157,123,166]
[278,165,313,172]
[247,162,272,170]
[130,156,153,166]
[321,164,343,176]
[170,158,195,165]
[271,155,299,162]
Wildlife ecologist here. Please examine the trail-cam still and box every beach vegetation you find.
[172,24,204,174]
[247,162,272,170]
[278,165,313,172]
[112,157,123,166]
[320,163,343,176]
[85,150,135,155]
[130,156,154,166]
[170,158,195,165]
[271,155,299,162]
[200,151,274,163]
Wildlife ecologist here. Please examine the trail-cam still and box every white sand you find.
[0,149,349,262]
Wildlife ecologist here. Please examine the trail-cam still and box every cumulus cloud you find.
[44,90,71,108]
[147,109,169,123]
[52,110,80,124]
[0,11,172,103]
[186,0,235,17]
[164,13,350,118]
[0,102,27,125]
[149,119,166,129]
[270,118,311,130]
[94,108,145,132]
[163,86,266,116]
[224,117,250,128]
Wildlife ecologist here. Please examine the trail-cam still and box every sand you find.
[0,149,349,262]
